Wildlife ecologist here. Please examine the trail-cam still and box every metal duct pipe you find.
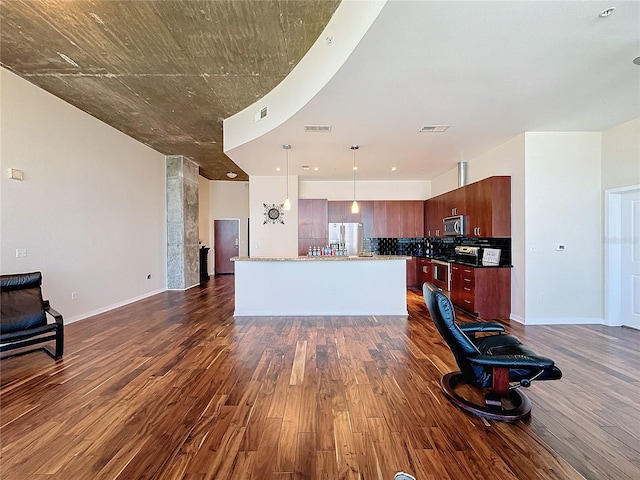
[458,161,468,187]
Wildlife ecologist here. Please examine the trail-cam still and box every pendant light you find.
[350,144,359,214]
[283,144,292,210]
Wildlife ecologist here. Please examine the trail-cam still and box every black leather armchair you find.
[423,282,561,421]
[1,271,64,360]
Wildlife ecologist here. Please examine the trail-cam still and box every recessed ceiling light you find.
[226,171,238,179]
[599,7,615,17]
[391,167,397,171]
[301,165,310,171]
[275,167,281,172]
[314,167,319,171]
[419,125,450,133]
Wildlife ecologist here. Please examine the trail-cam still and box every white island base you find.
[232,256,410,316]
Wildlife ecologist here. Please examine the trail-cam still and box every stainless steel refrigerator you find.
[328,222,364,256]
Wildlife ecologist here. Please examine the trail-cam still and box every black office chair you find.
[422,282,561,421]
[1,271,64,359]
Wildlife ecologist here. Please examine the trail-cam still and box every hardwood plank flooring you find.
[1,276,639,479]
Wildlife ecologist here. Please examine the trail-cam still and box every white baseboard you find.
[65,288,167,325]
[515,316,605,326]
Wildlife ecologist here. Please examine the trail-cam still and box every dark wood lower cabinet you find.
[451,264,511,319]
[406,257,418,288]
[416,258,432,287]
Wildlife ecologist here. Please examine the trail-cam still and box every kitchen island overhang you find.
[232,255,411,317]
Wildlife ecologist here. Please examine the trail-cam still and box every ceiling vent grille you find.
[304,125,332,133]
[254,106,268,122]
[419,125,449,133]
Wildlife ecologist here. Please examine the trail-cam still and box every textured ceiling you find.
[0,0,340,180]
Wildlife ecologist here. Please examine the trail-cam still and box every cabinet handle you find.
[464,287,471,292]
[464,300,471,304]
[452,208,456,215]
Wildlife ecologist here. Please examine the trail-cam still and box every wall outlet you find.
[556,243,566,251]
[529,245,538,253]
[15,248,27,258]
[71,292,77,300]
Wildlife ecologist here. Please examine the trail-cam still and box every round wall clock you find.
[263,203,285,224]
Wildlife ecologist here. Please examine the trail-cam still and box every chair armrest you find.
[459,322,505,334]
[44,302,64,325]
[469,354,555,370]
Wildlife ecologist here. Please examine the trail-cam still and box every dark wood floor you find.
[1,276,638,480]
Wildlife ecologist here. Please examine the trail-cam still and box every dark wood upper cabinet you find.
[328,201,345,223]
[425,176,511,238]
[465,176,511,237]
[298,199,328,255]
[372,201,388,237]
[371,200,424,238]
[328,200,362,223]
[360,201,374,237]
[425,195,445,237]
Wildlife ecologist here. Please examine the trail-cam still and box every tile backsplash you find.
[365,236,512,265]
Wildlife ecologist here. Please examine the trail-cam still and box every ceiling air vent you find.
[304,125,332,133]
[419,125,449,133]
[254,106,268,122]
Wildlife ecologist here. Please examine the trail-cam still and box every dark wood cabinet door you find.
[372,201,388,237]
[406,257,418,287]
[466,176,511,237]
[417,258,431,286]
[298,199,328,255]
[450,264,463,305]
[328,200,362,223]
[360,201,374,237]
[385,201,403,237]
[412,200,424,237]
[447,187,466,217]
[430,195,445,237]
[343,201,362,223]
[328,201,345,223]
[299,199,328,238]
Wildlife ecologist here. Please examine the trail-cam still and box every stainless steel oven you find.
[431,259,451,292]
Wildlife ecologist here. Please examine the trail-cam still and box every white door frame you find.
[605,184,640,326]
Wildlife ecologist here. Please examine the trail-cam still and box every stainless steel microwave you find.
[443,215,466,236]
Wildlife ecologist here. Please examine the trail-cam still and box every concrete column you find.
[166,155,199,290]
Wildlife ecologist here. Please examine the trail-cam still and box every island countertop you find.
[232,254,409,316]
[231,255,411,262]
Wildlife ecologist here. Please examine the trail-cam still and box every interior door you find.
[621,190,640,329]
[214,219,239,275]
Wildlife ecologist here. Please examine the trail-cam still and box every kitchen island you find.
[231,255,410,316]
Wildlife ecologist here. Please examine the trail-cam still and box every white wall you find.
[462,135,526,321]
[198,175,210,245]
[524,132,602,324]
[601,117,640,191]
[430,132,606,325]
[300,179,430,200]
[0,68,167,323]
[248,176,298,257]
[208,180,250,270]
